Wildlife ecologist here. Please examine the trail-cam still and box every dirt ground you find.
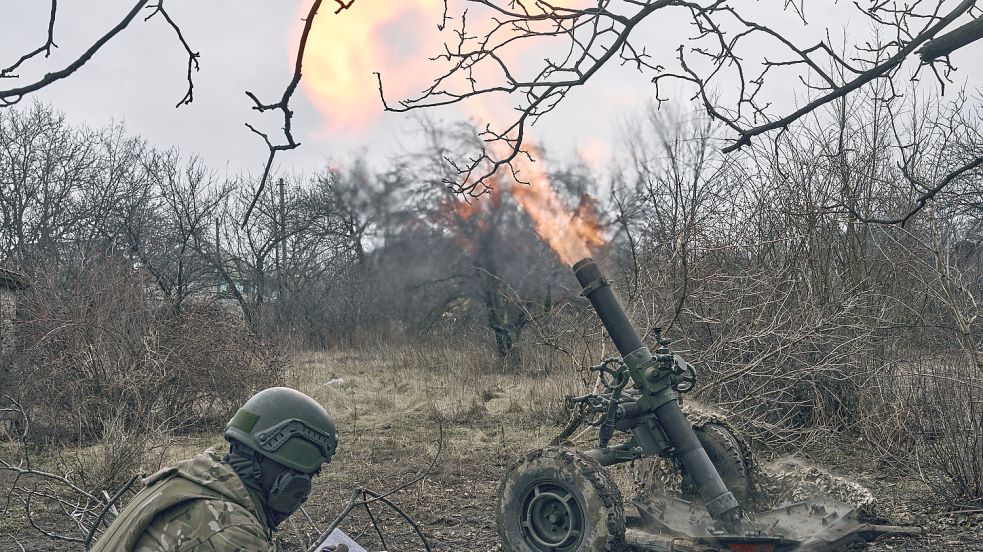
[2,346,982,551]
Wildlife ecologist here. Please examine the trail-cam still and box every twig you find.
[242,0,355,225]
[144,1,200,107]
[304,411,442,552]
[0,0,58,78]
[82,473,139,551]
[0,1,151,107]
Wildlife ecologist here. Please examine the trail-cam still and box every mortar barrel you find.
[573,257,741,522]
[572,258,643,356]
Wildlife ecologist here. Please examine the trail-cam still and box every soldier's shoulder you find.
[137,496,271,550]
[174,448,251,501]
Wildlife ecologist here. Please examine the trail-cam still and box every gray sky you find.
[1,1,980,180]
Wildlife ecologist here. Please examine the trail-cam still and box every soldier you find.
[92,387,342,551]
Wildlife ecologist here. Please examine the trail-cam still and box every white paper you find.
[316,527,367,552]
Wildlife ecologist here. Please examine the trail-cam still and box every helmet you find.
[224,387,338,474]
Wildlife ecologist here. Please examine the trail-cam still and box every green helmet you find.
[224,387,338,474]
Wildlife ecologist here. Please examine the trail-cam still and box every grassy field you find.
[3,343,983,551]
[282,343,585,551]
[270,344,983,551]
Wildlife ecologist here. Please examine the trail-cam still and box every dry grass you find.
[5,342,983,551]
[1,339,586,551]
[279,341,584,551]
[258,343,983,552]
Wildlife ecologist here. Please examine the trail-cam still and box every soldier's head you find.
[224,387,338,526]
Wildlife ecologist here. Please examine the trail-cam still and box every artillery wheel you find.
[681,423,751,503]
[496,446,626,552]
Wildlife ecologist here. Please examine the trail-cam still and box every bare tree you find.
[124,150,231,312]
[410,120,586,358]
[207,171,364,331]
[0,1,356,223]
[0,103,154,269]
[379,0,983,222]
[0,104,86,265]
[836,90,983,225]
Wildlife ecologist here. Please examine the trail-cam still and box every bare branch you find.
[381,0,982,197]
[721,0,978,153]
[0,0,58,79]
[0,1,150,107]
[842,152,983,225]
[241,0,355,225]
[919,15,983,60]
[143,1,200,107]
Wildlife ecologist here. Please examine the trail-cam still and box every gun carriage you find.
[495,258,916,552]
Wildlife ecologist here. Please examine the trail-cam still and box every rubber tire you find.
[681,423,751,503]
[496,446,626,552]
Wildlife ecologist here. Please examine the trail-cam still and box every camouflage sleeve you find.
[133,498,272,552]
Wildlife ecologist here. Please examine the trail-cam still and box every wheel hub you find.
[521,482,585,550]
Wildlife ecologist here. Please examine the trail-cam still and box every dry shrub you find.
[50,414,170,495]
[155,302,285,429]
[835,353,983,504]
[851,364,922,470]
[905,358,983,504]
[10,258,283,442]
[591,255,886,453]
[681,269,879,449]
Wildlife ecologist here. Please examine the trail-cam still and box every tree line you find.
[4,86,983,503]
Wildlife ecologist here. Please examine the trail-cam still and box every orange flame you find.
[300,0,447,129]
[508,147,605,265]
[428,151,604,265]
[300,0,595,129]
[299,1,605,263]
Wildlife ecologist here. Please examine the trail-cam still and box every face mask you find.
[267,467,312,515]
[225,440,318,528]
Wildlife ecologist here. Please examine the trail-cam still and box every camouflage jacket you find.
[91,448,273,552]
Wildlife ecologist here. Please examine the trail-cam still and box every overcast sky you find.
[1,1,980,180]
